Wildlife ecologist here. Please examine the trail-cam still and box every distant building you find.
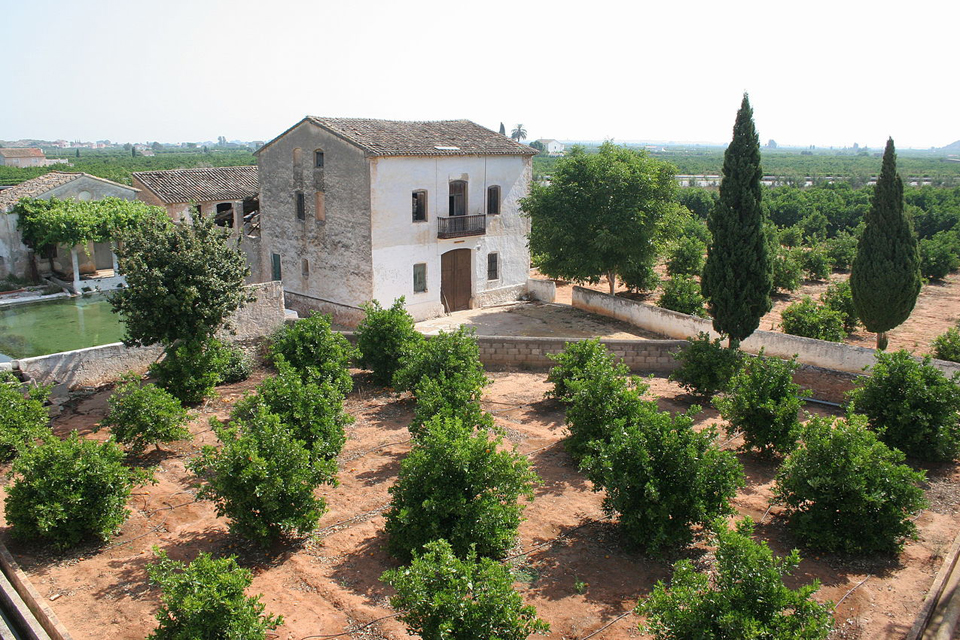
[0,148,46,167]
[536,139,565,156]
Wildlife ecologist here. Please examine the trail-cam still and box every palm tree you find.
[511,124,527,143]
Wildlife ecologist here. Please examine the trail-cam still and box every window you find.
[315,150,324,168]
[412,190,427,222]
[448,180,467,216]
[487,185,501,215]
[315,191,325,222]
[296,191,305,220]
[487,252,499,280]
[413,263,427,293]
[271,253,282,281]
[292,147,302,166]
[301,258,309,278]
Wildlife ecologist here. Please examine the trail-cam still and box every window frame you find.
[448,180,467,217]
[487,252,499,281]
[413,263,427,293]
[412,189,428,223]
[486,185,501,215]
[296,191,305,220]
[315,150,324,168]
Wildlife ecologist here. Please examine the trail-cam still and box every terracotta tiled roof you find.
[0,172,84,210]
[288,117,536,157]
[0,148,45,159]
[131,166,259,204]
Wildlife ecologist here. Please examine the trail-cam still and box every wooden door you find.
[441,249,471,312]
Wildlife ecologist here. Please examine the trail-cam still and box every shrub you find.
[666,237,706,277]
[190,405,335,546]
[563,362,648,462]
[848,350,960,461]
[148,549,282,640]
[581,408,744,552]
[393,327,486,393]
[410,372,494,436]
[101,374,190,454]
[778,225,803,248]
[0,373,50,461]
[546,338,624,405]
[820,280,859,333]
[932,326,960,362]
[384,416,539,561]
[381,539,549,640]
[771,246,802,293]
[619,260,660,293]
[150,338,227,405]
[669,332,743,398]
[232,358,349,462]
[5,432,149,549]
[217,341,251,384]
[638,518,833,640]
[799,246,832,281]
[714,354,803,456]
[268,313,353,395]
[355,297,423,386]
[919,231,960,281]
[773,414,927,554]
[657,275,707,317]
[780,297,846,343]
[825,230,859,271]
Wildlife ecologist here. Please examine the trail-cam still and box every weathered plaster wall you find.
[573,286,960,378]
[46,176,137,202]
[525,278,557,303]
[0,212,31,280]
[258,121,373,320]
[368,155,531,319]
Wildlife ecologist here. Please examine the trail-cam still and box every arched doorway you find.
[440,248,471,312]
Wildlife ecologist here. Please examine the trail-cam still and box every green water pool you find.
[0,294,126,362]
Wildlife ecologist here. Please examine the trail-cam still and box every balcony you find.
[437,214,486,239]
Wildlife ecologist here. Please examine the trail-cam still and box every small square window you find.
[487,253,499,280]
[412,190,427,222]
[315,151,324,168]
[295,191,305,220]
[413,263,427,293]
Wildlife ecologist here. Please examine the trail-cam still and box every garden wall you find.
[572,286,960,378]
[14,281,286,389]
[476,335,684,372]
[525,278,557,303]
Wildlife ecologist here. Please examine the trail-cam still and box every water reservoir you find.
[0,294,125,362]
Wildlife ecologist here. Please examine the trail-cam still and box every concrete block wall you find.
[475,335,685,372]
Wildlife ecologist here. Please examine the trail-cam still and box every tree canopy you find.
[110,211,250,348]
[850,138,921,349]
[701,93,772,346]
[14,197,166,248]
[522,142,680,294]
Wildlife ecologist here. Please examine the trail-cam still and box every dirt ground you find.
[2,367,957,640]
[550,268,960,356]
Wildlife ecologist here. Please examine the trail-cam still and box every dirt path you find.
[1,369,956,639]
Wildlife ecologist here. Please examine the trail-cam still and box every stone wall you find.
[572,286,960,378]
[476,335,684,372]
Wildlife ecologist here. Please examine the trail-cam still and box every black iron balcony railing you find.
[437,214,486,239]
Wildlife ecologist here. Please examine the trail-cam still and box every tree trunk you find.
[728,336,740,350]
[607,271,616,296]
[876,331,888,351]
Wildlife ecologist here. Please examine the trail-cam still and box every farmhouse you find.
[0,171,138,288]
[536,138,565,156]
[255,117,536,324]
[0,148,46,167]
[131,165,259,229]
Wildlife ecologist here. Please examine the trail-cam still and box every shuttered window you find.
[413,263,427,293]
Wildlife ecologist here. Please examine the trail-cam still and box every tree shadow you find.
[329,528,395,606]
[528,441,590,497]
[354,450,405,487]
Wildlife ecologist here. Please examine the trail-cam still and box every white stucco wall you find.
[368,155,531,320]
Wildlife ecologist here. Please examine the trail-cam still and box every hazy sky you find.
[3,0,957,149]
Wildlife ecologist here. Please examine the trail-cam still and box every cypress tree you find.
[850,138,920,350]
[701,93,772,348]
